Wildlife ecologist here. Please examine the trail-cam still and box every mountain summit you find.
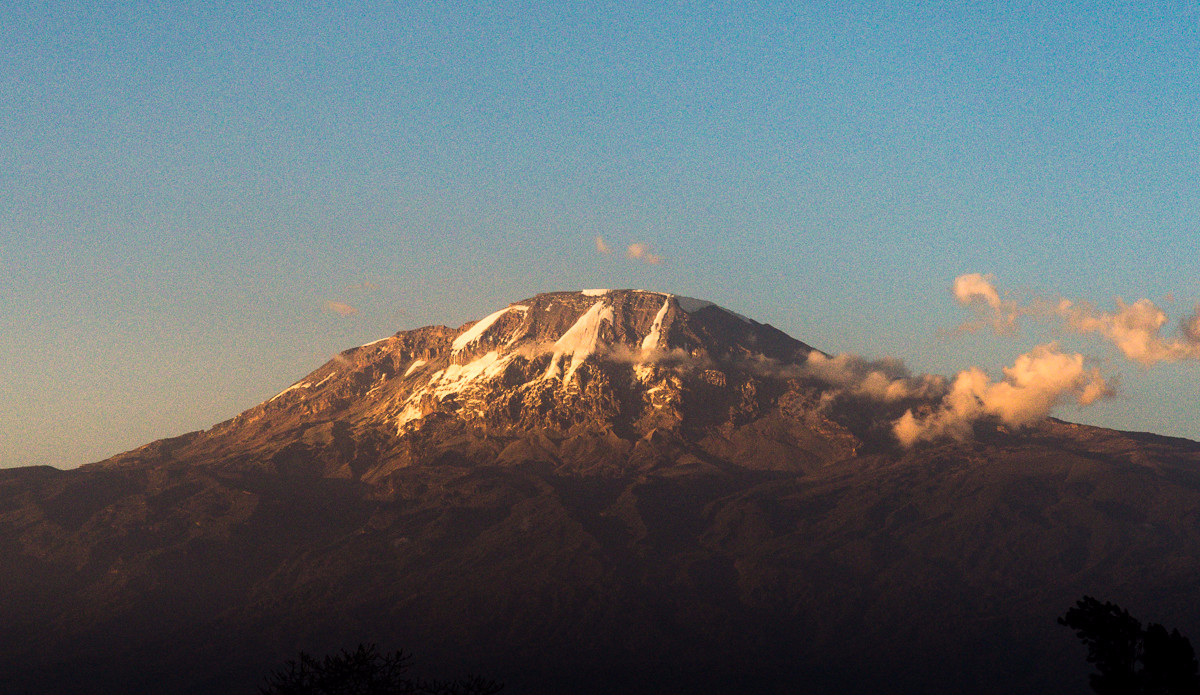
[106,289,861,478]
[5,289,1200,695]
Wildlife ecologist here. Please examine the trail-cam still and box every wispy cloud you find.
[593,236,665,264]
[324,300,358,317]
[800,352,946,403]
[953,273,1200,365]
[626,242,663,265]
[953,273,1029,335]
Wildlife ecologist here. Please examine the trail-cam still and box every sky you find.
[3,1,1199,468]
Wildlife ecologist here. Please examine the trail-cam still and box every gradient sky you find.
[3,2,1199,468]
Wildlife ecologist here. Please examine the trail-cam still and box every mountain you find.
[100,289,849,478]
[3,289,1200,694]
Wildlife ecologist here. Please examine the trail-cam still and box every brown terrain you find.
[2,289,1199,694]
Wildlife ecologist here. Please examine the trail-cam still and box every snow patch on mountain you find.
[451,305,528,353]
[396,351,518,429]
[641,297,671,351]
[582,289,610,296]
[545,300,615,383]
[270,381,310,401]
[269,372,333,402]
[404,360,427,377]
[431,351,513,398]
[396,402,424,428]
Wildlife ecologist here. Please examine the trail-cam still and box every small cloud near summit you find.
[626,242,663,265]
[325,300,358,317]
[593,236,663,264]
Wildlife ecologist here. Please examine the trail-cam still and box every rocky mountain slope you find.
[3,289,1200,694]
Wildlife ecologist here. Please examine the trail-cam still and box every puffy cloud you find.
[595,236,611,255]
[1055,298,1200,365]
[801,352,946,403]
[769,347,1109,448]
[952,273,1200,365]
[626,242,663,265]
[324,301,357,317]
[893,343,1112,447]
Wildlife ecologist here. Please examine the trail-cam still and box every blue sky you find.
[3,2,1198,467]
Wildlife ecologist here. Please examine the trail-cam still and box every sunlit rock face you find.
[5,290,1200,695]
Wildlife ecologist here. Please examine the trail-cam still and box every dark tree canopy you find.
[259,643,504,695]
[1143,624,1200,695]
[1060,596,1200,695]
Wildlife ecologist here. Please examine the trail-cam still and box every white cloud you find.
[626,242,663,265]
[953,273,1025,334]
[893,343,1112,447]
[1055,298,1200,365]
[951,273,1200,365]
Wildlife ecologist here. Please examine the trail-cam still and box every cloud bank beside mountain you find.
[792,275,1143,447]
[955,273,1200,365]
[892,343,1112,447]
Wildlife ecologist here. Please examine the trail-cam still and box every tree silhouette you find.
[259,643,503,695]
[1143,624,1200,695]
[1060,596,1200,695]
